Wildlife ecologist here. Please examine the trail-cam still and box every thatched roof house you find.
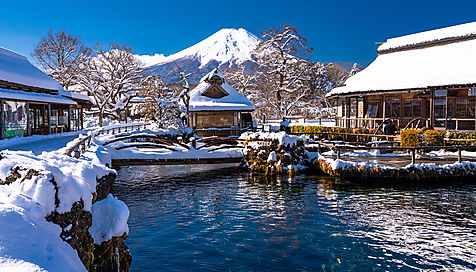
[327,21,476,131]
[188,68,254,136]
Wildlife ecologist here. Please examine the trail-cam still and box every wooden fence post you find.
[411,149,416,164]
[336,148,341,160]
[458,148,462,163]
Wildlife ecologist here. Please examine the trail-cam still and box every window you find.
[4,101,27,138]
[350,98,358,117]
[366,103,378,118]
[385,98,401,118]
[196,112,234,128]
[404,100,421,117]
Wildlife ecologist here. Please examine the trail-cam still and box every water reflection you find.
[114,165,476,272]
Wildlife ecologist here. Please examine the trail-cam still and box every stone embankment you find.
[241,131,476,181]
[0,142,131,271]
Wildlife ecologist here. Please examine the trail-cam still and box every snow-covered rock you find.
[89,194,129,245]
[0,139,130,271]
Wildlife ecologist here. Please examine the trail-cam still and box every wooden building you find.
[188,69,255,136]
[0,46,91,139]
[326,21,476,131]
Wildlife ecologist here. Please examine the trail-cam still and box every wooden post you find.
[25,103,31,136]
[445,95,448,130]
[0,100,4,140]
[400,94,404,128]
[382,95,386,129]
[474,91,476,131]
[411,149,416,164]
[430,89,435,128]
[67,108,72,132]
[336,148,341,160]
[458,148,462,163]
[80,108,84,130]
[47,103,51,134]
[318,143,321,154]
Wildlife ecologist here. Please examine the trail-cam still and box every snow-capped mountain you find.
[135,28,261,83]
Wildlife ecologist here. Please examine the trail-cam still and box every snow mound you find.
[241,131,306,147]
[89,194,129,244]
[0,207,86,272]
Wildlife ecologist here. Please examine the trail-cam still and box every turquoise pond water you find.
[114,165,476,271]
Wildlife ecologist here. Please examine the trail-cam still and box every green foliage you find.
[422,129,443,146]
[400,129,443,147]
[400,129,422,147]
[444,131,476,145]
[289,125,380,142]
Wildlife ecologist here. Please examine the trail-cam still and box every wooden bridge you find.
[64,126,245,166]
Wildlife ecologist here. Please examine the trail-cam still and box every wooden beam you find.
[0,100,4,140]
[429,89,434,128]
[26,103,31,136]
[47,103,51,134]
[445,94,448,130]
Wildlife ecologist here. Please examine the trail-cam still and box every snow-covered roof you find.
[327,23,476,98]
[378,21,476,52]
[0,47,62,92]
[0,88,76,105]
[188,69,255,112]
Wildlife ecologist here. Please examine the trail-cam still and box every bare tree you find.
[167,61,199,126]
[77,42,143,126]
[136,75,183,128]
[254,24,313,118]
[349,62,363,77]
[325,62,350,89]
[33,30,90,90]
[223,63,258,96]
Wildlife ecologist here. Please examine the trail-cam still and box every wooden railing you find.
[318,141,476,164]
[64,123,148,158]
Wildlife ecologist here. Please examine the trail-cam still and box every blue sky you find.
[1,0,475,66]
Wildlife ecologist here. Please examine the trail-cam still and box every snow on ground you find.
[427,149,476,157]
[0,131,88,155]
[0,136,128,271]
[322,149,409,157]
[0,206,86,272]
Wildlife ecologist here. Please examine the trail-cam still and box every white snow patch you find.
[267,151,277,163]
[241,131,306,147]
[322,149,409,157]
